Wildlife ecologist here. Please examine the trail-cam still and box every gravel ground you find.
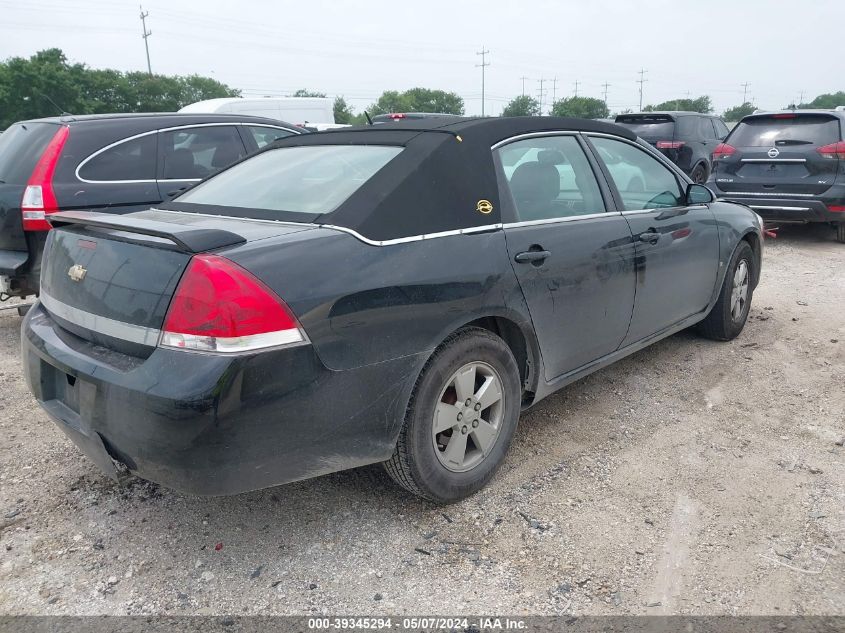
[0,224,842,616]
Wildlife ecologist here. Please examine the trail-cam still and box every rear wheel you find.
[384,327,521,503]
[690,163,708,184]
[697,241,755,341]
[836,222,845,244]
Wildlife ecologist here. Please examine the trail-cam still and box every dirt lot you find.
[0,224,842,616]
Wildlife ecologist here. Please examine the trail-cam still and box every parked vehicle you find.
[0,113,304,299]
[371,112,457,124]
[708,109,845,243]
[180,97,334,128]
[614,112,730,183]
[21,117,763,502]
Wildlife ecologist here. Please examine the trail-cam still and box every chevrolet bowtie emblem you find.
[68,264,87,282]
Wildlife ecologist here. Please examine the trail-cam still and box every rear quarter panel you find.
[710,200,763,291]
[222,228,537,373]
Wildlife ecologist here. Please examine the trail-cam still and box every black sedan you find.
[21,117,763,503]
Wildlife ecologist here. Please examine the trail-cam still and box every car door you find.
[586,135,720,345]
[157,125,247,198]
[496,133,637,380]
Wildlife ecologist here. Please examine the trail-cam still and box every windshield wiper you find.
[775,139,813,146]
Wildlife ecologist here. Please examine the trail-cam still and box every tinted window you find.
[497,136,605,221]
[591,137,685,210]
[78,134,157,181]
[729,115,841,147]
[700,117,718,139]
[713,119,731,139]
[615,114,675,139]
[161,126,245,180]
[0,123,61,185]
[175,145,402,215]
[247,125,295,148]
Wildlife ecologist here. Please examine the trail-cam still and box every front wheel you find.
[697,241,755,341]
[384,327,521,503]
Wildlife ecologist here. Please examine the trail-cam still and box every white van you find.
[179,97,335,127]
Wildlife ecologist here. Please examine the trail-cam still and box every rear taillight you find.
[827,205,845,213]
[388,113,407,120]
[712,143,737,160]
[816,141,845,159]
[656,141,684,149]
[160,254,306,353]
[21,125,69,231]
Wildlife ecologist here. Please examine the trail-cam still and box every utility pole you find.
[139,6,152,76]
[798,89,805,105]
[637,68,648,111]
[601,82,611,105]
[476,47,490,117]
[520,76,529,97]
[537,78,546,113]
[573,80,580,98]
[741,82,750,104]
[551,77,557,105]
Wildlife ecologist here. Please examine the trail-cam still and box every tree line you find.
[2,50,843,130]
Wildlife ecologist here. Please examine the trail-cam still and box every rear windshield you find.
[614,115,675,139]
[729,115,841,147]
[173,145,403,215]
[0,122,60,185]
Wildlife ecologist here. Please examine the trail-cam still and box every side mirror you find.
[686,183,714,205]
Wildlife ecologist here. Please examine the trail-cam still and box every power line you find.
[475,47,490,117]
[637,68,648,111]
[139,5,152,76]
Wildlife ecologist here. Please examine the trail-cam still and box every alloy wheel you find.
[731,259,749,321]
[431,361,505,473]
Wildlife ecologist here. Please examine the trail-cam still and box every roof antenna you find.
[364,111,373,125]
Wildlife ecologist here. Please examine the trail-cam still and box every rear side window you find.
[78,134,157,182]
[729,115,841,147]
[161,126,246,180]
[713,119,730,139]
[174,145,403,215]
[0,123,61,184]
[615,115,675,139]
[497,135,605,221]
[246,126,295,148]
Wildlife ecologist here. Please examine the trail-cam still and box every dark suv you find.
[708,110,845,243]
[0,113,304,299]
[614,112,730,183]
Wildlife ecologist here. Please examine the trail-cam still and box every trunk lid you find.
[714,113,841,195]
[39,209,315,355]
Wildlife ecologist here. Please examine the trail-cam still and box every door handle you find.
[637,230,660,244]
[514,250,551,264]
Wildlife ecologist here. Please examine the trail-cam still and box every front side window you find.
[174,144,403,215]
[160,126,245,180]
[497,135,605,221]
[78,134,157,182]
[590,137,685,210]
[713,119,731,140]
[247,126,296,149]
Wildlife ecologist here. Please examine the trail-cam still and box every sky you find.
[1,0,842,117]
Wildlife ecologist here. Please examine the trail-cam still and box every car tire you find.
[690,163,708,184]
[384,327,521,503]
[697,241,755,341]
[836,222,845,244]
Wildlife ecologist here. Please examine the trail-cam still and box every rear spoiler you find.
[47,211,246,253]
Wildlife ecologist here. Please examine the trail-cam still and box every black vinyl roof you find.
[184,117,638,243]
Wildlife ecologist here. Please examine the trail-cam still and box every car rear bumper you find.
[22,303,419,495]
[711,186,845,223]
